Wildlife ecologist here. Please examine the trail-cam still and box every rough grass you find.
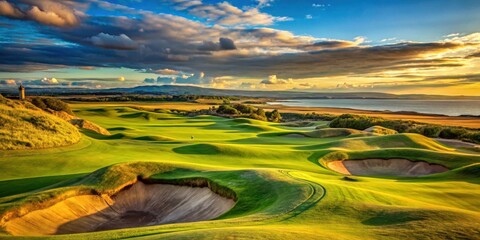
[0,95,81,150]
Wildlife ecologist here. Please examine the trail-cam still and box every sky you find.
[0,0,480,95]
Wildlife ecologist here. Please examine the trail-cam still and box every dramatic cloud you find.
[198,37,237,51]
[309,37,365,50]
[169,0,292,26]
[219,37,237,50]
[0,0,80,27]
[143,76,176,84]
[175,72,212,84]
[0,79,17,85]
[156,76,175,84]
[21,77,61,86]
[0,0,23,18]
[90,33,138,50]
[0,0,479,93]
[260,75,293,84]
[156,68,179,75]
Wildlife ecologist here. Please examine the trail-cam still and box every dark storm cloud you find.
[90,33,138,50]
[198,37,237,51]
[219,37,236,50]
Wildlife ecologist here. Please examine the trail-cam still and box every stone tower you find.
[18,84,25,100]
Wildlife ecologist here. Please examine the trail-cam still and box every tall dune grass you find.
[0,95,81,150]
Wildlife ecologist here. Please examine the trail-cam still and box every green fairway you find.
[0,103,479,239]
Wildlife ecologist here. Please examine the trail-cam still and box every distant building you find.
[18,84,25,100]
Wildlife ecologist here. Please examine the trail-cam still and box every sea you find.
[267,99,480,117]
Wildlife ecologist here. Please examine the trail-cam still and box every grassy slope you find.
[0,96,80,150]
[0,103,479,239]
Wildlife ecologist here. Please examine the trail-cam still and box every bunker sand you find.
[4,182,235,236]
[327,159,448,177]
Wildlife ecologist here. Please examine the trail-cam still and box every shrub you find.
[267,109,282,122]
[249,113,267,121]
[281,112,336,121]
[233,104,256,114]
[439,127,468,139]
[417,125,443,137]
[217,104,239,115]
[329,113,480,143]
[466,132,480,143]
[30,97,74,115]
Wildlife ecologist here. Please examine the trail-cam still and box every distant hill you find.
[1,85,479,100]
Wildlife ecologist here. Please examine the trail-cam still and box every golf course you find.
[0,100,479,239]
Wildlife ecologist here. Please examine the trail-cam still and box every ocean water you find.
[267,99,480,116]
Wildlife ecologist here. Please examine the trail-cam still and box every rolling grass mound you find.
[0,95,81,150]
[450,163,480,178]
[364,125,398,135]
[301,133,453,152]
[82,130,174,142]
[306,128,364,138]
[283,128,363,138]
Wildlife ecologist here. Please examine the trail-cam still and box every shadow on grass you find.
[172,144,221,155]
[362,211,425,226]
[0,173,86,198]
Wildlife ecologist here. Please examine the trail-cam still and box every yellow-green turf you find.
[0,103,479,239]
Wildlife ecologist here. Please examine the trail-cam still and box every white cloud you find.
[312,3,330,8]
[256,0,273,8]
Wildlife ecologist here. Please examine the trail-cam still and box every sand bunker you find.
[327,159,448,177]
[4,182,235,236]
